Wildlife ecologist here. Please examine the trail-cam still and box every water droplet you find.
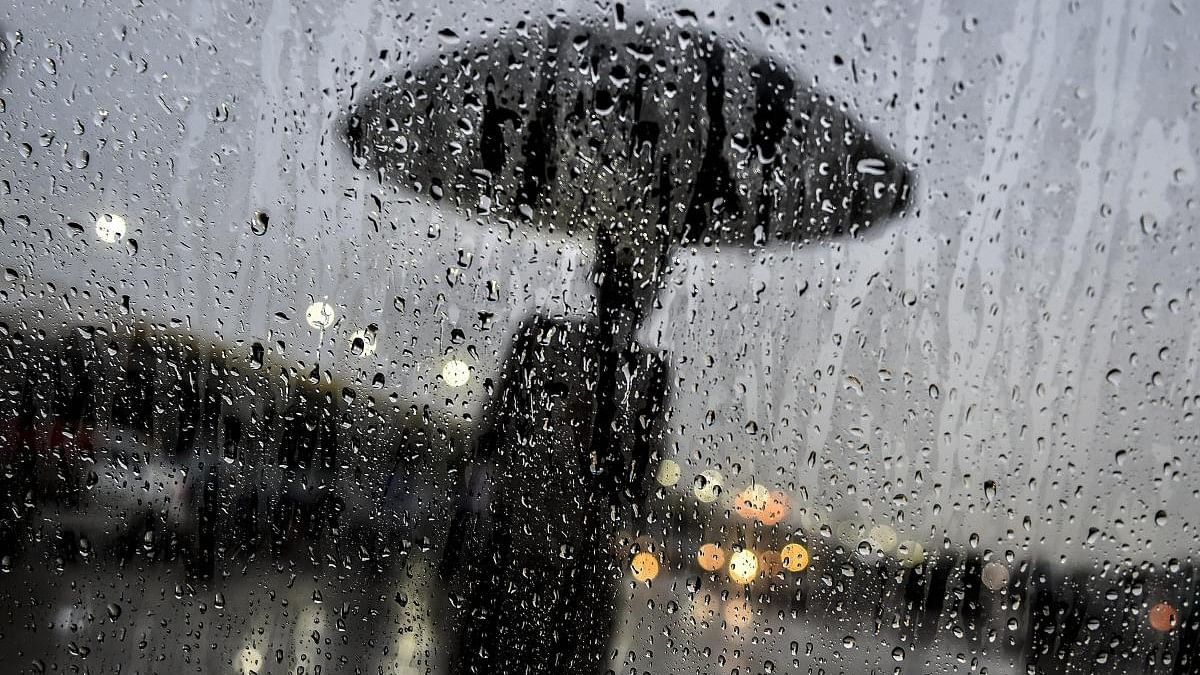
[251,211,269,235]
[349,326,378,357]
[856,158,887,175]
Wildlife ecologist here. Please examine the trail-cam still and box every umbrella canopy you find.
[345,12,911,284]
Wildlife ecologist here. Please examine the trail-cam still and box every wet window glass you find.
[0,2,1196,674]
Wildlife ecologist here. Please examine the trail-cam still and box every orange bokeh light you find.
[697,543,725,572]
[1149,602,1177,632]
[631,552,660,583]
[722,597,751,630]
[734,484,770,521]
[758,491,789,526]
[759,550,783,578]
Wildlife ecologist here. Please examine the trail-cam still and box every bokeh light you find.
[693,468,724,503]
[655,459,681,487]
[758,491,789,526]
[781,543,809,572]
[304,301,336,330]
[868,524,897,553]
[94,213,127,243]
[897,540,925,568]
[734,483,770,520]
[441,358,471,387]
[1149,602,1177,632]
[697,543,725,572]
[727,549,758,584]
[237,646,263,673]
[722,597,751,631]
[631,552,659,583]
[981,562,1009,592]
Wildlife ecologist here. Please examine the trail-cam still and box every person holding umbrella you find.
[346,8,910,673]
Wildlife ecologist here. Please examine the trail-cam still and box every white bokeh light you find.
[441,358,471,387]
[237,646,263,673]
[305,301,336,330]
[94,213,127,243]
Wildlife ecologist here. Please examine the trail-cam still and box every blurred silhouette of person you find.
[348,8,910,673]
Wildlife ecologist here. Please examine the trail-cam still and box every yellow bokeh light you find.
[868,524,898,553]
[697,543,725,572]
[631,552,659,582]
[727,549,758,584]
[693,468,723,503]
[655,459,681,487]
[441,358,471,387]
[94,213,127,243]
[897,540,925,568]
[781,542,809,572]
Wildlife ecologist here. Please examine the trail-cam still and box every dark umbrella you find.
[345,10,911,674]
